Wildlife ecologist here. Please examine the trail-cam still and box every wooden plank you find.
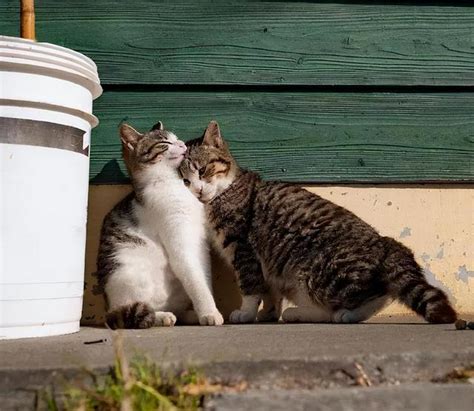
[89,91,474,184]
[1,0,473,86]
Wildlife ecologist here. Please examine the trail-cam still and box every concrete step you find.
[205,384,474,411]
[1,320,473,409]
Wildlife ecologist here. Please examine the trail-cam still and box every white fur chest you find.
[137,179,206,242]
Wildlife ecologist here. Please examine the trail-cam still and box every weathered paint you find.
[2,1,472,86]
[456,265,474,285]
[82,185,473,325]
[89,91,474,184]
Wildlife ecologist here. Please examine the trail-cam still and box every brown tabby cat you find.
[179,121,457,324]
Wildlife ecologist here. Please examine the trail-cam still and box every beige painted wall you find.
[82,185,473,325]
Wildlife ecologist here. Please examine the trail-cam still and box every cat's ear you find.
[203,120,224,148]
[120,123,143,151]
[151,121,164,131]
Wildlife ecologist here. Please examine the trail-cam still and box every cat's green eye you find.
[198,167,206,177]
[183,179,191,187]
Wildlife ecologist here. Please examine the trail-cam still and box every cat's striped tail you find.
[382,237,457,324]
[106,302,156,329]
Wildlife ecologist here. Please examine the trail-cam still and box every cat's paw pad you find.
[199,311,224,326]
[281,307,302,323]
[229,309,256,324]
[155,312,177,327]
[257,309,279,323]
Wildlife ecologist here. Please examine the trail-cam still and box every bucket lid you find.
[0,36,102,99]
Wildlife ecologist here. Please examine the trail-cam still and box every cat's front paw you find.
[199,311,224,326]
[229,309,256,324]
[155,312,177,327]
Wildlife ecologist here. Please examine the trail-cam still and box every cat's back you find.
[252,179,378,241]
[250,180,383,296]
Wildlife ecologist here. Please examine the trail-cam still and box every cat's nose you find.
[177,140,187,150]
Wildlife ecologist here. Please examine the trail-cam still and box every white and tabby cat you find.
[96,122,223,328]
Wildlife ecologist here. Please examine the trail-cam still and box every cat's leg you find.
[105,241,164,329]
[282,305,332,323]
[229,295,261,323]
[257,291,283,322]
[229,241,269,324]
[332,296,390,324]
[160,225,223,326]
[281,286,331,323]
[155,311,177,327]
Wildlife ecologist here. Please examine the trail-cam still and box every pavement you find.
[1,315,473,410]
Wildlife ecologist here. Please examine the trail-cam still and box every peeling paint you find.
[420,253,431,262]
[455,265,474,284]
[399,227,411,238]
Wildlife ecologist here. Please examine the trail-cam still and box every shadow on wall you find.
[81,184,241,326]
[89,159,128,185]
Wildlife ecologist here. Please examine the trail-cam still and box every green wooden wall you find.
[1,1,473,184]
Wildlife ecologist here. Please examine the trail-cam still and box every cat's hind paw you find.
[332,309,361,324]
[199,311,224,326]
[281,307,302,323]
[155,311,177,327]
[229,309,256,324]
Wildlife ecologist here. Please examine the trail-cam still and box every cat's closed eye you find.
[183,179,191,187]
[198,167,206,177]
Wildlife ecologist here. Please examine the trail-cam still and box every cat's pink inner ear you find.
[203,120,223,148]
[120,124,143,151]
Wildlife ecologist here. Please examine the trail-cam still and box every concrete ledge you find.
[1,320,473,410]
[1,320,473,388]
[206,384,474,411]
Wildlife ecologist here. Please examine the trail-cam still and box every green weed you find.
[44,332,242,411]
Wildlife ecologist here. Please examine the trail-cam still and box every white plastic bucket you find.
[0,36,102,339]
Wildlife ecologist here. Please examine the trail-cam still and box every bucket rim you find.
[0,36,102,99]
[0,36,97,71]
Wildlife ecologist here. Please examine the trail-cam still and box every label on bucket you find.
[83,131,90,151]
[0,117,89,156]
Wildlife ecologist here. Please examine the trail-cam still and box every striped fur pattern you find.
[179,121,457,324]
[106,302,156,329]
[96,122,223,329]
